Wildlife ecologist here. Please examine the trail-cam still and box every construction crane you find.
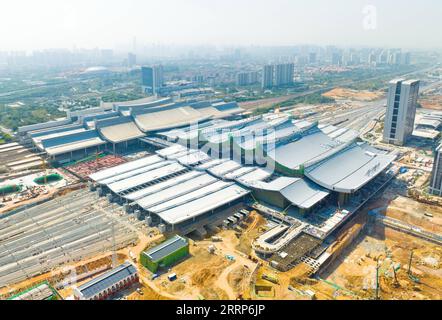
[408,250,414,275]
[375,261,380,300]
[407,250,420,283]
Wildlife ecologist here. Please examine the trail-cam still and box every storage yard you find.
[64,154,127,180]
[0,169,77,214]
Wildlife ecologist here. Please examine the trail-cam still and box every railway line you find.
[0,189,138,288]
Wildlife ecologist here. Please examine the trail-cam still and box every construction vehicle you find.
[129,250,137,262]
[211,236,223,242]
[168,273,177,281]
[151,273,159,280]
[262,274,279,285]
[208,245,216,254]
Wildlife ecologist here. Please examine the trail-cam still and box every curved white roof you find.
[99,121,145,143]
[269,129,344,171]
[305,143,396,193]
[247,177,330,209]
[134,106,211,132]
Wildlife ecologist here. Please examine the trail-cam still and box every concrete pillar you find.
[338,192,349,206]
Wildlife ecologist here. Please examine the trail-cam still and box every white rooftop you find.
[305,143,396,193]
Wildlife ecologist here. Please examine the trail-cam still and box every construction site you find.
[0,88,440,301]
[322,87,385,102]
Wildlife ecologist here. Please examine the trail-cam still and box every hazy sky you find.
[1,0,441,51]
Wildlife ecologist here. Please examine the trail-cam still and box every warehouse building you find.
[73,262,138,300]
[140,235,189,272]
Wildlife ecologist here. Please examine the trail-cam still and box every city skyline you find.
[1,0,442,51]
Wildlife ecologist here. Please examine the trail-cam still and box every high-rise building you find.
[394,52,402,65]
[261,65,274,89]
[379,51,388,64]
[296,55,308,66]
[368,53,377,66]
[388,53,395,65]
[249,71,259,85]
[383,79,420,146]
[274,63,294,87]
[236,72,250,86]
[192,75,205,84]
[403,52,411,65]
[429,143,442,196]
[331,52,342,66]
[127,53,136,67]
[349,53,361,65]
[237,71,259,86]
[309,52,317,64]
[141,65,164,95]
[141,66,153,94]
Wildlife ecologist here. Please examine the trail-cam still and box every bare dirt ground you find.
[385,196,442,234]
[134,217,260,300]
[320,226,442,300]
[323,88,384,101]
[249,188,442,301]
[309,188,442,301]
[235,212,266,256]
[420,96,442,110]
